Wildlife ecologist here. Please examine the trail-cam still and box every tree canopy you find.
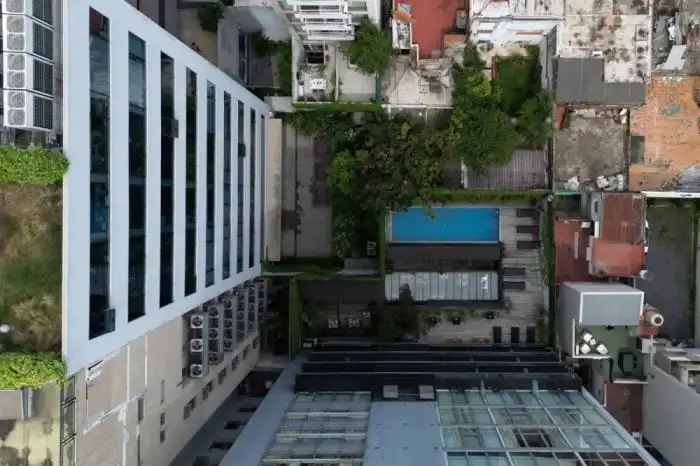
[327,113,444,214]
[441,44,522,175]
[342,19,394,75]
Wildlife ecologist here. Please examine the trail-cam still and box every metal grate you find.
[32,58,54,95]
[32,23,54,60]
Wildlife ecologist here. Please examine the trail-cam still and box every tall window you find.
[185,69,197,296]
[248,109,256,269]
[223,93,232,279]
[160,53,175,307]
[128,33,147,321]
[205,83,215,287]
[260,115,266,263]
[236,101,245,274]
[89,9,114,339]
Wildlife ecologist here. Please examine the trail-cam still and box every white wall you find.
[644,365,700,466]
[62,0,270,375]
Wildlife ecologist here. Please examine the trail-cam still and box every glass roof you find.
[437,390,648,466]
[262,392,371,466]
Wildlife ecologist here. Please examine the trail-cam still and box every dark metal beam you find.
[307,351,559,363]
[312,342,550,352]
[301,361,570,374]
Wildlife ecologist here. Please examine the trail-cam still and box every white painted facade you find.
[283,0,381,41]
[62,0,269,375]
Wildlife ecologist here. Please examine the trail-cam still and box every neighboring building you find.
[0,0,273,465]
[644,345,700,466]
[223,342,661,465]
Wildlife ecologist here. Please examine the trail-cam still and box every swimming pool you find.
[389,206,500,243]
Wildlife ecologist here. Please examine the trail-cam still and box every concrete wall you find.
[558,283,578,355]
[643,365,700,466]
[73,316,260,466]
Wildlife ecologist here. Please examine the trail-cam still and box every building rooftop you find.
[629,75,700,191]
[222,343,660,466]
[553,109,627,186]
[557,0,652,83]
[461,149,548,190]
[554,218,599,285]
[398,0,464,57]
[555,58,646,105]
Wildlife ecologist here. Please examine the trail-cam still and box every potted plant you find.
[447,309,466,325]
[422,309,442,328]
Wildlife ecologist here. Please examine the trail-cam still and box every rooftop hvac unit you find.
[3,15,55,60]
[3,54,54,95]
[190,314,205,329]
[3,0,54,25]
[189,364,206,378]
[3,90,53,130]
[223,338,234,351]
[189,339,204,353]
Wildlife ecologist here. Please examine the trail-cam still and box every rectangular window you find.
[243,346,250,360]
[88,9,113,340]
[160,53,175,307]
[223,93,232,279]
[259,115,266,262]
[205,83,216,287]
[159,430,166,443]
[128,33,147,322]
[236,101,245,273]
[218,368,227,384]
[203,381,213,400]
[137,397,144,422]
[185,69,198,296]
[248,109,256,269]
[160,380,166,405]
[231,355,239,371]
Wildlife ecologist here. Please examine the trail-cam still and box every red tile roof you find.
[554,218,599,285]
[590,240,646,278]
[399,0,465,57]
[601,193,645,244]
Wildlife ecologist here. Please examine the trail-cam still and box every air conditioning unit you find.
[223,318,234,329]
[189,339,204,353]
[222,298,233,310]
[190,314,205,329]
[3,53,54,95]
[236,330,245,341]
[236,310,244,320]
[3,90,53,131]
[208,304,221,317]
[209,328,220,339]
[189,364,206,378]
[3,0,54,24]
[208,352,221,364]
[223,339,234,351]
[3,15,54,60]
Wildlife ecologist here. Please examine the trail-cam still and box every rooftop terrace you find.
[557,0,652,83]
[398,0,465,58]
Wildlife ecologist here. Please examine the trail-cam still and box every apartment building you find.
[0,0,271,464]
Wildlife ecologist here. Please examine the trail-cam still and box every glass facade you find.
[88,9,114,339]
[222,92,232,279]
[160,53,175,307]
[248,108,256,269]
[205,82,216,287]
[259,115,266,263]
[184,69,197,296]
[127,33,147,321]
[236,100,245,274]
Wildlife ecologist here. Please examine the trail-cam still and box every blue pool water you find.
[389,206,500,243]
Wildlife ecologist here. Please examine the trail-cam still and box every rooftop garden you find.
[0,144,68,388]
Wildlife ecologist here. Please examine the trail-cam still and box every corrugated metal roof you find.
[555,58,646,105]
[385,271,499,301]
[464,150,548,189]
[300,279,385,304]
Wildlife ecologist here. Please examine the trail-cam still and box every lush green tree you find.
[290,111,356,142]
[493,50,542,117]
[516,90,552,149]
[342,19,393,75]
[442,44,521,175]
[327,114,444,214]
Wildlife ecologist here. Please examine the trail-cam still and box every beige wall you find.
[73,316,260,466]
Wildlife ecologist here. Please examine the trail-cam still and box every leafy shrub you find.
[433,188,545,205]
[0,352,66,389]
[198,3,225,33]
[0,145,69,184]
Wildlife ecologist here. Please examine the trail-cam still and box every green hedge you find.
[377,213,387,277]
[0,145,69,184]
[433,188,546,205]
[292,101,382,113]
[288,278,302,358]
[0,352,66,389]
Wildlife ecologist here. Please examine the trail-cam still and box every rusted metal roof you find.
[590,240,645,278]
[605,382,643,434]
[554,218,599,284]
[601,193,645,244]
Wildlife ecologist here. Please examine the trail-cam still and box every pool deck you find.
[409,206,545,344]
